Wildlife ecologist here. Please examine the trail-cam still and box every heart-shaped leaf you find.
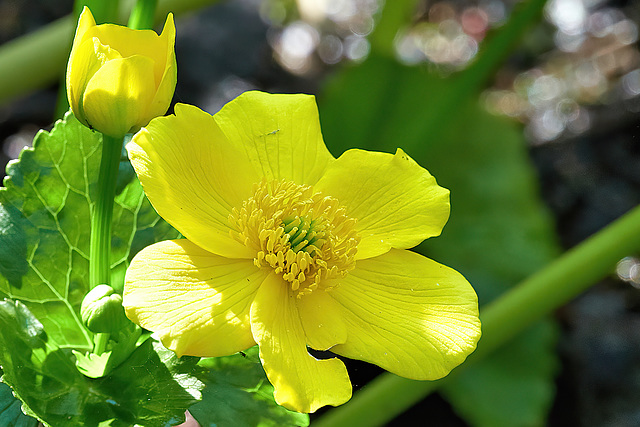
[0,111,179,350]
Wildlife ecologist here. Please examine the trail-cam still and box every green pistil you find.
[283,216,325,254]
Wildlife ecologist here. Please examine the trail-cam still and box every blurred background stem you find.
[368,0,417,57]
[315,204,640,427]
[128,0,159,30]
[401,0,549,154]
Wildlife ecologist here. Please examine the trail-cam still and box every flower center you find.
[229,179,360,296]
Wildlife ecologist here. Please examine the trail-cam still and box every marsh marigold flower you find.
[66,7,176,137]
[123,91,481,413]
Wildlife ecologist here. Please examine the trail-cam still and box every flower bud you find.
[66,7,177,137]
[81,284,129,334]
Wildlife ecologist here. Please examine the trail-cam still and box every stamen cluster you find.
[230,179,360,296]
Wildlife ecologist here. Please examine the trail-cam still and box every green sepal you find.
[72,323,151,378]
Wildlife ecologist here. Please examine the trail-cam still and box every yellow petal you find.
[82,55,157,136]
[127,103,259,258]
[298,290,347,351]
[147,14,177,119]
[123,239,266,357]
[67,37,123,126]
[250,274,352,413]
[329,249,481,380]
[66,7,98,119]
[86,14,173,85]
[75,7,96,44]
[316,148,450,259]
[213,91,335,186]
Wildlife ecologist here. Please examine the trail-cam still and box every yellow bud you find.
[66,7,177,137]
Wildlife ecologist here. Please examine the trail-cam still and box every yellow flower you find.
[66,7,176,137]
[123,91,481,413]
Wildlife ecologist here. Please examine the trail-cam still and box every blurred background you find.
[1,0,640,425]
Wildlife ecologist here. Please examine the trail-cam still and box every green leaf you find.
[0,111,178,350]
[319,55,560,426]
[94,339,203,426]
[0,298,204,427]
[0,376,39,427]
[190,347,309,427]
[0,111,191,424]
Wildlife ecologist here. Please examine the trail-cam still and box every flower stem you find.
[89,134,122,288]
[93,333,110,355]
[128,0,158,30]
[89,134,123,354]
[314,204,640,427]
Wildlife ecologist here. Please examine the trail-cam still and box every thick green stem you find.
[477,204,640,357]
[128,0,159,30]
[89,135,122,289]
[89,134,122,354]
[85,1,158,356]
[89,134,122,289]
[314,205,640,427]
[88,2,156,286]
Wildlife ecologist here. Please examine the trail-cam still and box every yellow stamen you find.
[229,179,360,296]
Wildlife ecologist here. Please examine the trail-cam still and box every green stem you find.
[477,204,640,357]
[128,0,159,30]
[87,0,156,287]
[368,0,418,57]
[89,134,122,289]
[314,205,640,427]
[89,134,122,354]
[94,332,110,355]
